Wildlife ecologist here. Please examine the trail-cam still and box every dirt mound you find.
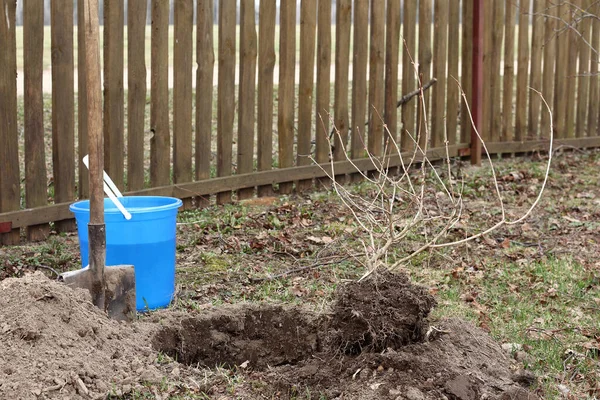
[0,273,164,399]
[153,272,538,399]
[327,271,436,354]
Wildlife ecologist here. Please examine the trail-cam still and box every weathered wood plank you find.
[401,0,417,151]
[460,0,473,143]
[238,0,258,199]
[553,1,570,139]
[103,0,124,189]
[23,0,49,241]
[368,0,385,156]
[150,0,171,187]
[196,0,214,186]
[588,0,600,136]
[217,0,237,203]
[431,0,448,148]
[277,0,295,194]
[541,0,556,138]
[351,0,368,160]
[383,0,399,151]
[334,0,352,162]
[127,0,147,191]
[297,0,317,190]
[0,0,20,244]
[490,0,504,142]
[502,0,516,142]
[77,0,88,199]
[51,0,76,233]
[315,0,331,165]
[515,0,530,141]
[417,0,432,149]
[575,0,591,137]
[256,0,276,197]
[528,0,544,139]
[1,144,475,230]
[481,0,494,141]
[173,0,193,209]
[446,0,460,146]
[564,1,579,139]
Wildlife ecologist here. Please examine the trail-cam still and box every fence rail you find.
[1,0,599,245]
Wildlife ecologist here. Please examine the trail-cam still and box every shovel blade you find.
[60,265,136,321]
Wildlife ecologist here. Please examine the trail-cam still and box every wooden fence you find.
[1,0,600,245]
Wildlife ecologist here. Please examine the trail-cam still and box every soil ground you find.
[1,149,600,399]
[1,272,535,399]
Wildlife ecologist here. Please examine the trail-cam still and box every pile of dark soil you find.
[1,271,538,399]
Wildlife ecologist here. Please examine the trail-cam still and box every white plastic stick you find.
[83,155,132,220]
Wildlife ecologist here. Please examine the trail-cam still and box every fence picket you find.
[575,0,591,137]
[0,0,20,244]
[173,0,193,209]
[315,0,331,165]
[446,0,460,145]
[256,0,275,197]
[23,0,49,241]
[150,0,170,187]
[588,1,600,136]
[334,0,351,168]
[460,0,473,144]
[297,0,317,191]
[431,0,448,148]
[490,0,504,142]
[77,0,89,199]
[103,0,124,190]
[515,0,530,142]
[528,0,544,139]
[368,0,385,156]
[196,0,214,198]
[217,0,237,203]
[541,0,556,139]
[351,0,368,161]
[417,0,432,149]
[401,0,417,151]
[51,0,76,233]
[127,0,147,192]
[502,1,516,142]
[238,0,258,199]
[383,0,399,151]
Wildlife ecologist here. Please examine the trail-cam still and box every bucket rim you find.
[69,196,183,215]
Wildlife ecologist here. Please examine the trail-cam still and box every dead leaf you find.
[521,223,533,232]
[500,238,511,249]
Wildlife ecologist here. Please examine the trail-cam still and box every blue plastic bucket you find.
[70,196,183,311]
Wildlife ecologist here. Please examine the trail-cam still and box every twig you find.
[250,256,351,282]
[35,264,60,278]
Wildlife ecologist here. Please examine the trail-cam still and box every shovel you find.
[59,0,136,321]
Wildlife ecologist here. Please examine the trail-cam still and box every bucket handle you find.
[83,155,132,220]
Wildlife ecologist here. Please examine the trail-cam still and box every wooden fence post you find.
[351,0,368,162]
[368,0,385,156]
[315,0,331,168]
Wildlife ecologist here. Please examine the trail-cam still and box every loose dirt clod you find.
[327,271,436,354]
